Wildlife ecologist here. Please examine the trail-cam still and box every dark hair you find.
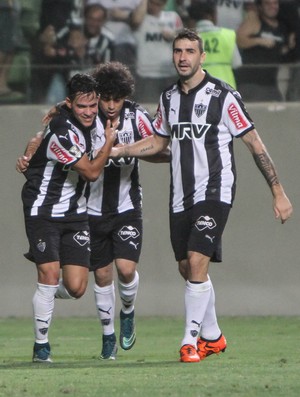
[84,3,107,18]
[91,61,134,99]
[66,73,98,100]
[173,28,204,53]
[187,0,216,21]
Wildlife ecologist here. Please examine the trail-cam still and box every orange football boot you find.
[197,334,227,360]
[180,344,200,363]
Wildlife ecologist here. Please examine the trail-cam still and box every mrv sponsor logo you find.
[171,123,210,140]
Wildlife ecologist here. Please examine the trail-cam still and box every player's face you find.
[85,8,106,36]
[260,0,279,19]
[173,39,206,81]
[99,96,125,122]
[67,91,99,127]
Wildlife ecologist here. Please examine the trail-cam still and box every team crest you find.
[37,240,46,252]
[69,145,81,158]
[118,130,133,145]
[194,103,207,117]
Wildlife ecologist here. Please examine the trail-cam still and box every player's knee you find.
[118,267,136,284]
[67,282,87,299]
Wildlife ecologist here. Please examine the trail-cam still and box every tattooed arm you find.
[242,129,293,223]
[110,134,170,159]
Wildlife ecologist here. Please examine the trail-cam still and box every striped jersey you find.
[152,72,255,213]
[87,100,154,216]
[22,107,97,220]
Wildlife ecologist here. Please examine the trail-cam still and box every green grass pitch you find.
[0,316,300,397]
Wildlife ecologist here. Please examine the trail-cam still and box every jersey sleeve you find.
[136,106,155,139]
[46,120,85,166]
[222,91,255,137]
[152,94,171,138]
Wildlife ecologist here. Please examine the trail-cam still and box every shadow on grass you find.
[0,358,180,370]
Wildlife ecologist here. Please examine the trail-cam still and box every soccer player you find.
[19,73,118,363]
[110,29,293,362]
[18,63,170,361]
[89,62,169,359]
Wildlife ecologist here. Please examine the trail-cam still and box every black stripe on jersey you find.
[205,90,225,202]
[102,165,122,213]
[100,108,142,214]
[178,92,197,211]
[128,158,141,209]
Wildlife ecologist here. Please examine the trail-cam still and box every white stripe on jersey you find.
[31,162,54,216]
[51,169,86,217]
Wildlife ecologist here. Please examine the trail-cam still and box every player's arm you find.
[236,12,274,49]
[139,145,171,164]
[17,100,62,173]
[241,128,293,223]
[130,0,147,29]
[73,119,118,181]
[111,134,170,160]
[16,131,44,173]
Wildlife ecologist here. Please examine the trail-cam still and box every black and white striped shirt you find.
[87,101,155,216]
[152,72,254,213]
[22,108,97,220]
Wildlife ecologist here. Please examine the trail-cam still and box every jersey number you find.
[204,38,220,54]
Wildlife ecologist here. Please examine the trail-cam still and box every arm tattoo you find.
[253,151,279,187]
[123,144,154,157]
[140,144,154,155]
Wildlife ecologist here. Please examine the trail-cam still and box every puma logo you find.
[129,241,139,250]
[205,234,215,243]
[37,318,50,324]
[98,307,112,315]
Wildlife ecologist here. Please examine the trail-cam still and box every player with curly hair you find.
[89,61,169,359]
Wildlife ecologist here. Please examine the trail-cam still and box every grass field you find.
[0,316,299,397]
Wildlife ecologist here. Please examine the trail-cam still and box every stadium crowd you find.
[1,0,300,104]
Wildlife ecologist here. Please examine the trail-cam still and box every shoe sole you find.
[180,357,200,363]
[32,357,53,363]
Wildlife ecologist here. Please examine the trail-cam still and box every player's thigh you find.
[112,210,143,264]
[170,208,192,262]
[60,220,91,267]
[89,214,114,271]
[62,264,89,297]
[24,217,61,264]
[188,201,231,262]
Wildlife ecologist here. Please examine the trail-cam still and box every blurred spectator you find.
[33,2,115,104]
[87,0,147,72]
[31,0,83,103]
[188,0,242,89]
[134,0,183,103]
[281,0,300,101]
[83,3,115,65]
[215,0,255,31]
[164,0,190,25]
[236,0,294,101]
[188,0,256,31]
[45,25,87,104]
[0,0,24,103]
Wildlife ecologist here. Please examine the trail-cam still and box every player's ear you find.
[65,97,72,109]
